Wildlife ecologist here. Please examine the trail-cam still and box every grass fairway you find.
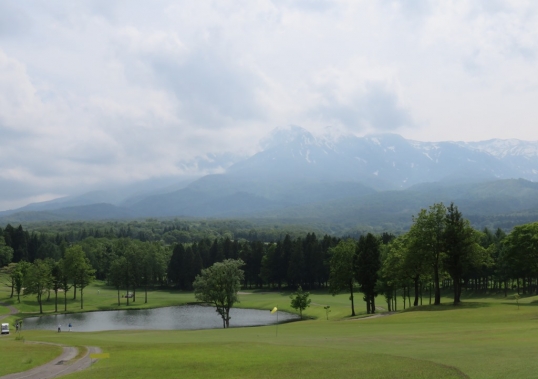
[3,280,538,378]
[0,339,62,376]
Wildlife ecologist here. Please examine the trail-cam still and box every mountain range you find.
[2,126,538,232]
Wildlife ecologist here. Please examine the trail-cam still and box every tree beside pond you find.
[290,285,311,319]
[193,259,245,328]
[23,259,51,314]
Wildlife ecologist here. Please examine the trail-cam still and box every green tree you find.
[287,238,305,288]
[443,203,484,305]
[108,256,127,306]
[11,262,30,303]
[408,203,446,305]
[1,262,18,298]
[0,237,14,268]
[59,258,73,312]
[289,285,311,320]
[379,236,408,311]
[48,259,64,312]
[193,259,245,328]
[64,245,95,309]
[355,233,381,314]
[328,239,357,316]
[503,222,538,295]
[23,259,52,314]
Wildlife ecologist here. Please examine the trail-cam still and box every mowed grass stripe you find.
[61,342,467,379]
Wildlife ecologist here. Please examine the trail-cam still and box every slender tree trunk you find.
[117,288,120,306]
[414,276,420,306]
[64,290,67,312]
[38,293,43,314]
[349,280,355,316]
[80,287,84,309]
[145,285,148,304]
[73,283,77,300]
[434,265,441,305]
[10,280,14,298]
[453,278,460,305]
[55,290,58,313]
[371,295,376,314]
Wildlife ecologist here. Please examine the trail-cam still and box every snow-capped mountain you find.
[229,126,538,189]
[3,126,538,226]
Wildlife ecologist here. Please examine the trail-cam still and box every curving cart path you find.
[0,302,103,379]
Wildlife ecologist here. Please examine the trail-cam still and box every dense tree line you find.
[9,219,333,245]
[3,203,538,316]
[167,234,339,291]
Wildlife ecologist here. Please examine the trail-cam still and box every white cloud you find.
[1,0,538,210]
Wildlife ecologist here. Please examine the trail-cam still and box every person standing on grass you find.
[58,324,61,333]
[68,322,72,331]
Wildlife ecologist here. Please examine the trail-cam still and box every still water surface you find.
[22,305,298,332]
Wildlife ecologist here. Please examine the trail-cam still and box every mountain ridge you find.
[2,127,538,231]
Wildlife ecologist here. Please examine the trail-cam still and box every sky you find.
[1,0,538,211]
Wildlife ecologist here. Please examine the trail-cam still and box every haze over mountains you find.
[2,126,538,231]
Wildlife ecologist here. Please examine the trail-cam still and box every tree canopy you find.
[193,259,245,328]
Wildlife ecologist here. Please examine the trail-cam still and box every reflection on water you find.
[22,305,299,332]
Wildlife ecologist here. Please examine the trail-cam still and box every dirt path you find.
[352,311,397,320]
[0,302,103,379]
[0,302,19,321]
[0,345,102,379]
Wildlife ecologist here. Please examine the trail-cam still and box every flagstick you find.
[275,304,278,337]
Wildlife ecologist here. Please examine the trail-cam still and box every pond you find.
[21,305,299,332]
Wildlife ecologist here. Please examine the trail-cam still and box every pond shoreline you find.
[21,304,300,332]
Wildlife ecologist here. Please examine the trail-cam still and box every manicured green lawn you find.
[3,279,538,378]
[0,304,9,315]
[0,338,62,376]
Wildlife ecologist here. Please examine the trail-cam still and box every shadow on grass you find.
[401,302,490,313]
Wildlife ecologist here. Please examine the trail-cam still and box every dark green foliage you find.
[193,259,245,328]
[329,239,357,316]
[0,237,14,267]
[23,259,52,314]
[355,233,381,314]
[289,285,311,319]
[442,203,484,304]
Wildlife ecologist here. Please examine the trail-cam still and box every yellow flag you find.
[271,307,278,314]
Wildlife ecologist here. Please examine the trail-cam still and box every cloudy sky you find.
[1,0,538,210]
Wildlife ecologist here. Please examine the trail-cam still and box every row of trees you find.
[2,245,94,313]
[3,202,538,317]
[327,203,538,315]
[166,234,339,291]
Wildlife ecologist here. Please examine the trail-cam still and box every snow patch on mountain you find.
[462,139,538,158]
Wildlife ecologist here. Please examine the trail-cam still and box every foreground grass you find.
[3,279,538,378]
[0,338,62,376]
[5,300,537,379]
